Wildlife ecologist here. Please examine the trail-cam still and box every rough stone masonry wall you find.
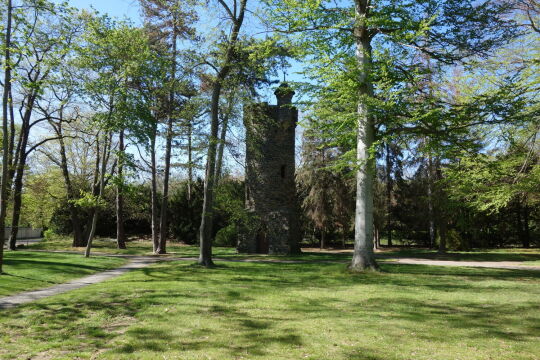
[238,85,301,255]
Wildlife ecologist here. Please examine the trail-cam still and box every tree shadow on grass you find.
[4,259,113,272]
[382,249,540,263]
[1,260,538,359]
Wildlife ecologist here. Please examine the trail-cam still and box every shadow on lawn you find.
[4,258,113,273]
[381,249,540,262]
[1,260,538,358]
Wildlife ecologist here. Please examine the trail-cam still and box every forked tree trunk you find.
[85,133,110,258]
[199,82,221,267]
[8,162,24,250]
[199,0,247,267]
[350,0,379,271]
[215,96,233,182]
[54,121,85,246]
[8,118,32,250]
[116,130,127,249]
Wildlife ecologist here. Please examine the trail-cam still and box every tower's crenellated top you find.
[275,82,295,106]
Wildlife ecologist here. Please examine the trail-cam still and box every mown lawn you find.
[0,260,538,359]
[26,235,540,265]
[380,247,540,263]
[0,251,127,297]
[26,236,239,257]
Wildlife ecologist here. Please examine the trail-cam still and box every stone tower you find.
[238,83,301,255]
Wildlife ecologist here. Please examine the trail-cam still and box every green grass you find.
[0,260,538,359]
[380,248,540,263]
[0,251,127,297]
[27,236,239,257]
[28,235,540,265]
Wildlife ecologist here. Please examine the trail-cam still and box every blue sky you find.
[66,0,141,21]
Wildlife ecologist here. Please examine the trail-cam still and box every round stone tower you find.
[238,83,301,255]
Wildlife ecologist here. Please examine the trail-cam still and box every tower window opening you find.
[281,165,286,179]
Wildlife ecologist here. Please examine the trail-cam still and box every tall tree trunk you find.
[350,0,379,271]
[199,0,247,267]
[435,161,447,254]
[83,133,102,243]
[116,130,126,249]
[54,121,85,246]
[320,229,325,250]
[157,29,178,255]
[373,227,379,251]
[158,116,173,254]
[85,133,109,257]
[215,96,233,182]
[8,152,27,250]
[7,103,35,250]
[199,82,221,267]
[385,142,392,247]
[523,203,530,248]
[427,155,436,248]
[0,0,13,273]
[187,120,193,201]
[150,130,160,253]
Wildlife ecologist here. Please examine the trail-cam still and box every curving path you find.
[0,257,159,309]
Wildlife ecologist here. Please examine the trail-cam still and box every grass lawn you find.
[0,251,127,297]
[0,260,538,359]
[380,247,540,264]
[27,235,540,265]
[26,236,238,257]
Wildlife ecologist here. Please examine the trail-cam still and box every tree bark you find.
[8,102,36,250]
[435,161,447,254]
[0,0,13,273]
[385,142,392,247]
[350,0,379,271]
[150,129,160,253]
[187,120,193,201]
[116,130,126,249]
[199,81,221,267]
[54,120,85,246]
[198,0,247,267]
[523,203,530,248]
[427,155,436,249]
[85,133,110,257]
[157,26,178,255]
[8,152,26,250]
[215,96,233,182]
